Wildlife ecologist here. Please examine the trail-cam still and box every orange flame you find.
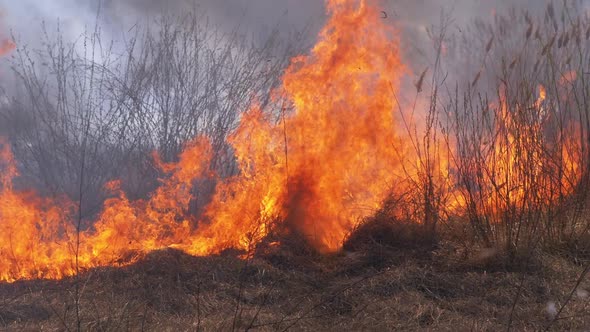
[0,0,413,281]
[186,0,408,254]
[467,84,581,217]
[0,138,212,282]
[560,70,577,85]
[0,0,585,282]
[0,38,14,56]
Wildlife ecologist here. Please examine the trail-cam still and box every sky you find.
[0,0,551,48]
[0,0,574,86]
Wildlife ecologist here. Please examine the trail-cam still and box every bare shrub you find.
[445,2,590,257]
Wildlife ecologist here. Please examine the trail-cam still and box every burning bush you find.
[446,2,590,257]
[0,0,589,284]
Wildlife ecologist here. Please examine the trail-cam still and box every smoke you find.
[1,0,553,49]
[1,0,324,49]
[0,0,576,88]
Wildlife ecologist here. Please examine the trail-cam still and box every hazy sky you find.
[0,0,550,48]
[0,0,566,85]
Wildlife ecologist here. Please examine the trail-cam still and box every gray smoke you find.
[0,0,553,49]
[0,0,576,85]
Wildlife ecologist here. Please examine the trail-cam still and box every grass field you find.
[2,1,590,330]
[2,226,590,331]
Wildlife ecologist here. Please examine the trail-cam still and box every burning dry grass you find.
[1,243,590,331]
[2,0,590,330]
[0,0,589,283]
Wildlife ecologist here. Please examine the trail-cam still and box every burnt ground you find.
[1,238,590,331]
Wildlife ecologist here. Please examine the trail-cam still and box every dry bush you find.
[0,10,298,219]
[441,2,590,258]
[344,214,437,253]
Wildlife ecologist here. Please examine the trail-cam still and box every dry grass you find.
[4,3,590,332]
[1,231,590,331]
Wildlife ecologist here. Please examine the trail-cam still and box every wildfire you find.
[0,38,13,56]
[0,0,412,281]
[463,83,581,218]
[186,0,409,254]
[0,138,212,282]
[0,0,585,283]
[560,70,577,85]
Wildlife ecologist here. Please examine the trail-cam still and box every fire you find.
[0,38,13,56]
[560,70,577,85]
[0,0,412,281]
[462,83,581,218]
[538,84,547,104]
[186,0,408,254]
[0,0,586,282]
[0,138,212,282]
